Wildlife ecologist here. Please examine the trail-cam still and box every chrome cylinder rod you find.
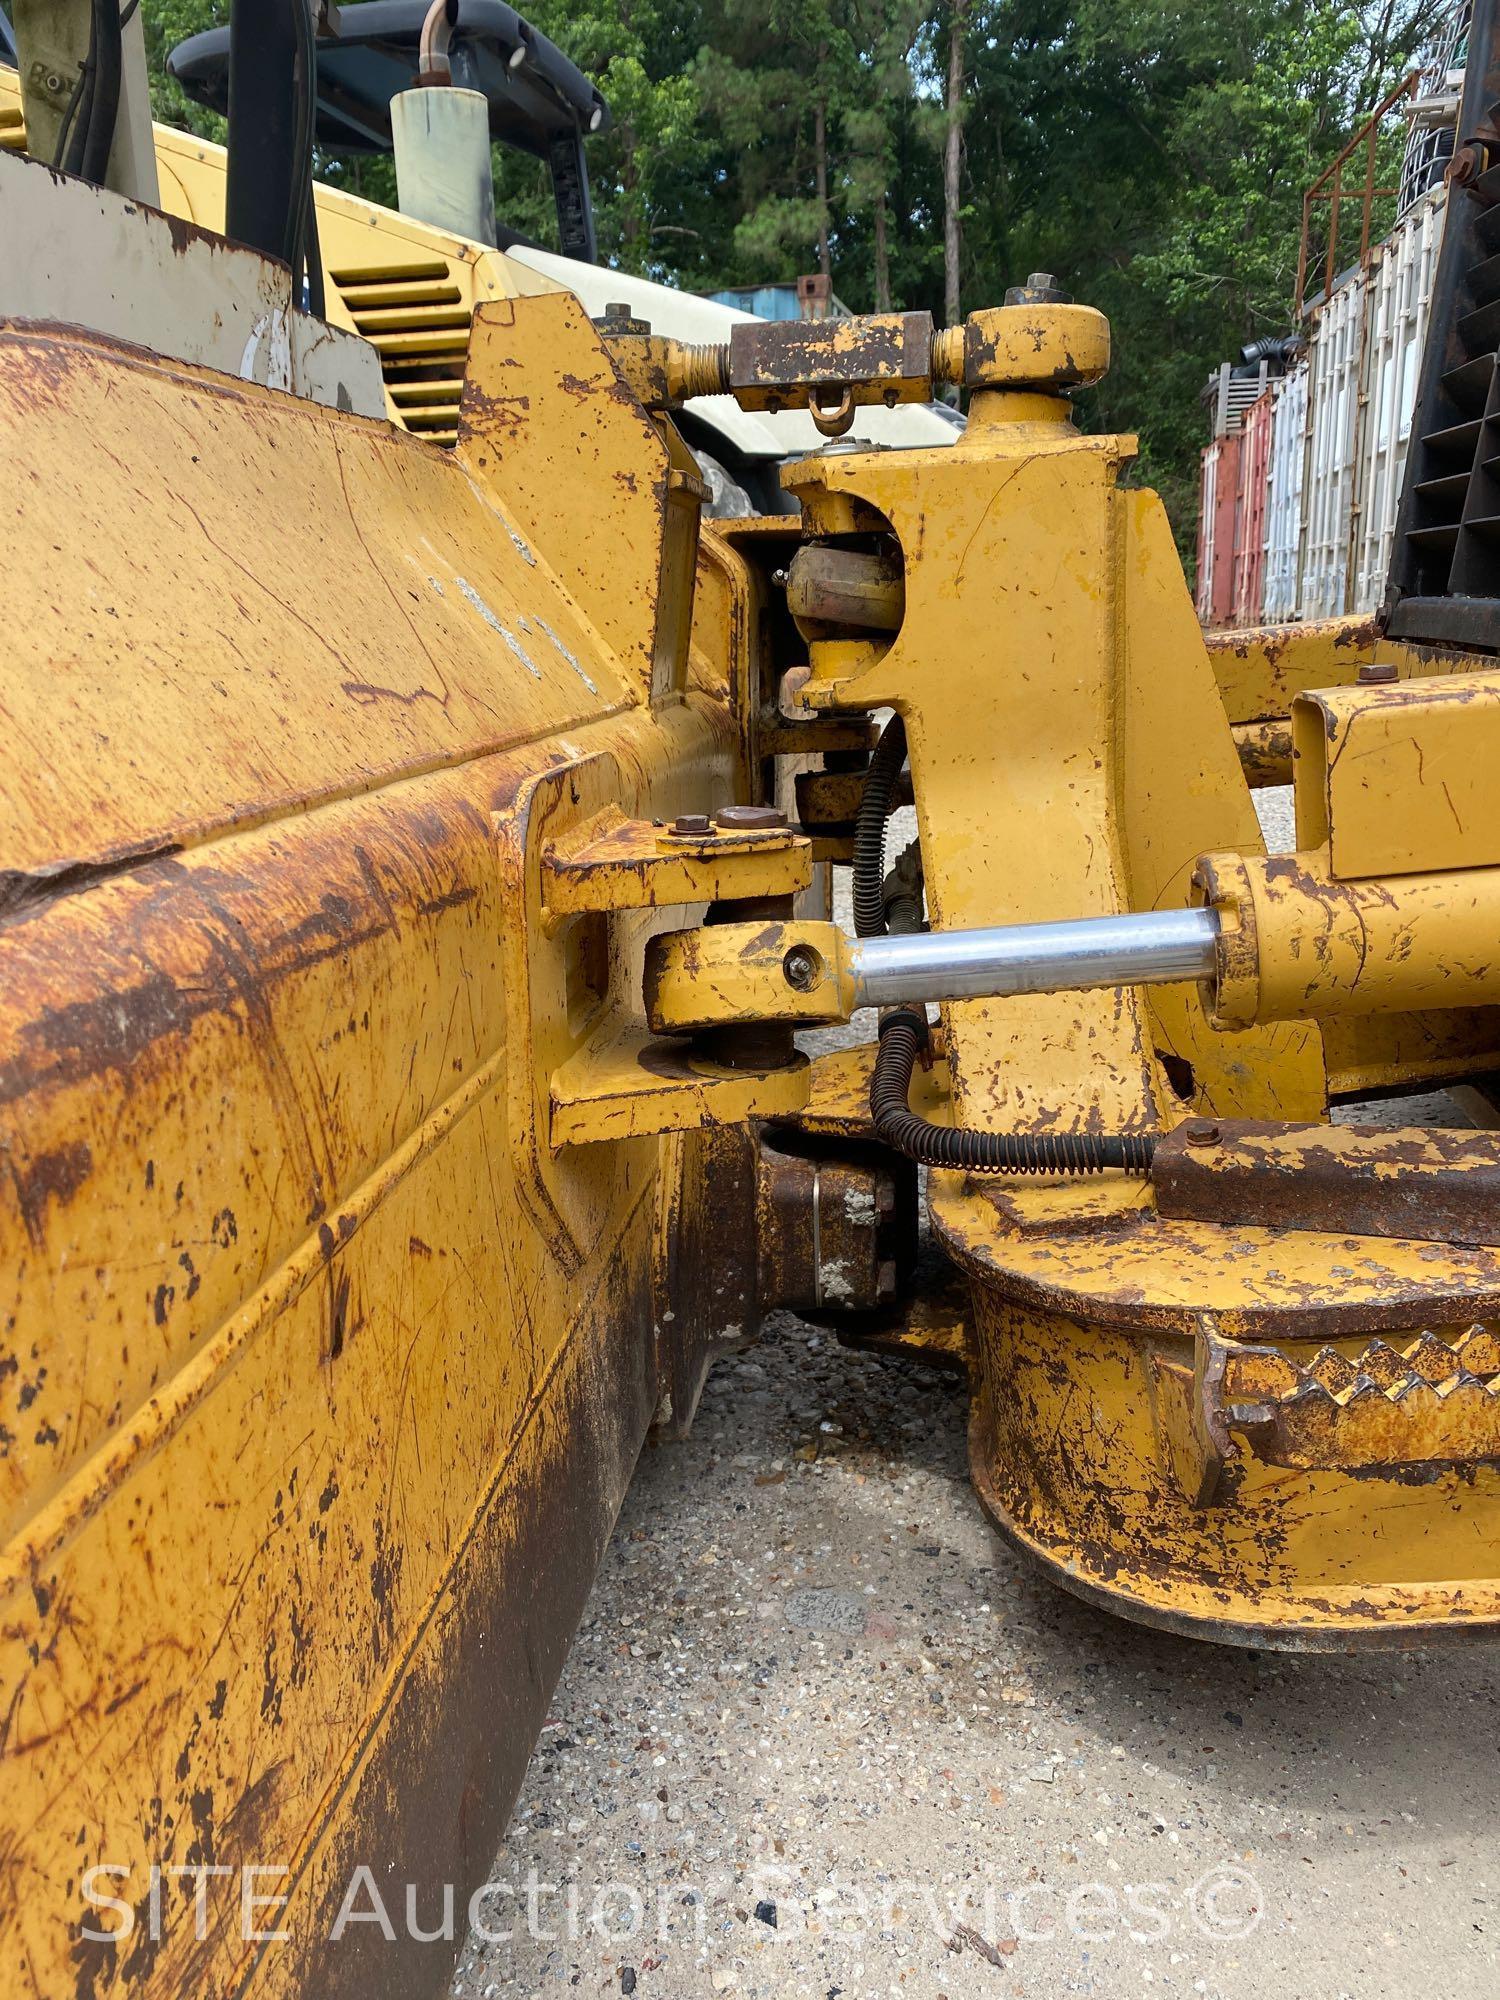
[846,907,1220,1011]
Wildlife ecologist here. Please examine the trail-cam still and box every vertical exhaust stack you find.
[225,0,300,264]
[392,0,498,247]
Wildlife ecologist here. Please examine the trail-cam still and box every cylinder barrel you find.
[1195,850,1500,1027]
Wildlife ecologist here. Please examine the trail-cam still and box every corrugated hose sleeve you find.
[852,713,908,939]
[870,1009,1157,1175]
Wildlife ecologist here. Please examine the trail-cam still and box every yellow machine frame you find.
[6,52,1500,2000]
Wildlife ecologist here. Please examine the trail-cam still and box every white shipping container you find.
[1198,3,1461,631]
[1197,183,1450,632]
[1351,185,1447,611]
[1300,276,1366,619]
[1263,368,1307,624]
[1196,440,1219,623]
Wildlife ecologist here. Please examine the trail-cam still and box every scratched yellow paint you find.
[1293,668,1500,877]
[783,392,1324,1143]
[769,364,1500,1645]
[967,1291,1500,1645]
[1198,846,1500,1025]
[9,150,1500,2000]
[0,61,572,441]
[1202,611,1487,724]
[0,295,769,1997]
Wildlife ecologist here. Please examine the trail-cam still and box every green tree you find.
[843,0,926,307]
[690,0,860,286]
[958,0,1442,520]
[507,1,710,270]
[140,0,226,134]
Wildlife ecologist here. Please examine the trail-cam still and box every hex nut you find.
[782,946,822,992]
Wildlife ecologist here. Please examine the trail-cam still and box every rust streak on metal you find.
[1153,1118,1500,1247]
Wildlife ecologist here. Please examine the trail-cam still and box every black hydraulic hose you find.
[56,55,92,172]
[61,4,99,175]
[852,713,907,939]
[870,1008,1157,1176]
[286,0,320,306]
[57,0,137,176]
[79,0,123,187]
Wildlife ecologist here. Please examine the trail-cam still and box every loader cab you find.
[168,0,609,261]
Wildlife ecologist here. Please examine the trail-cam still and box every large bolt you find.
[1357,662,1398,685]
[595,301,650,337]
[1004,271,1073,306]
[782,945,821,992]
[672,813,712,836]
[1183,1119,1221,1147]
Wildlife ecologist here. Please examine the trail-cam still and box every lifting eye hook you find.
[809,384,857,438]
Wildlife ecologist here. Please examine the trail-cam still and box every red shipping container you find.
[1196,433,1242,628]
[1231,389,1276,628]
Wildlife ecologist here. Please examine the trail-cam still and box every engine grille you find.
[328,259,471,447]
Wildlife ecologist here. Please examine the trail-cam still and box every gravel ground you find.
[452,789,1499,2000]
[454,1323,1498,2000]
